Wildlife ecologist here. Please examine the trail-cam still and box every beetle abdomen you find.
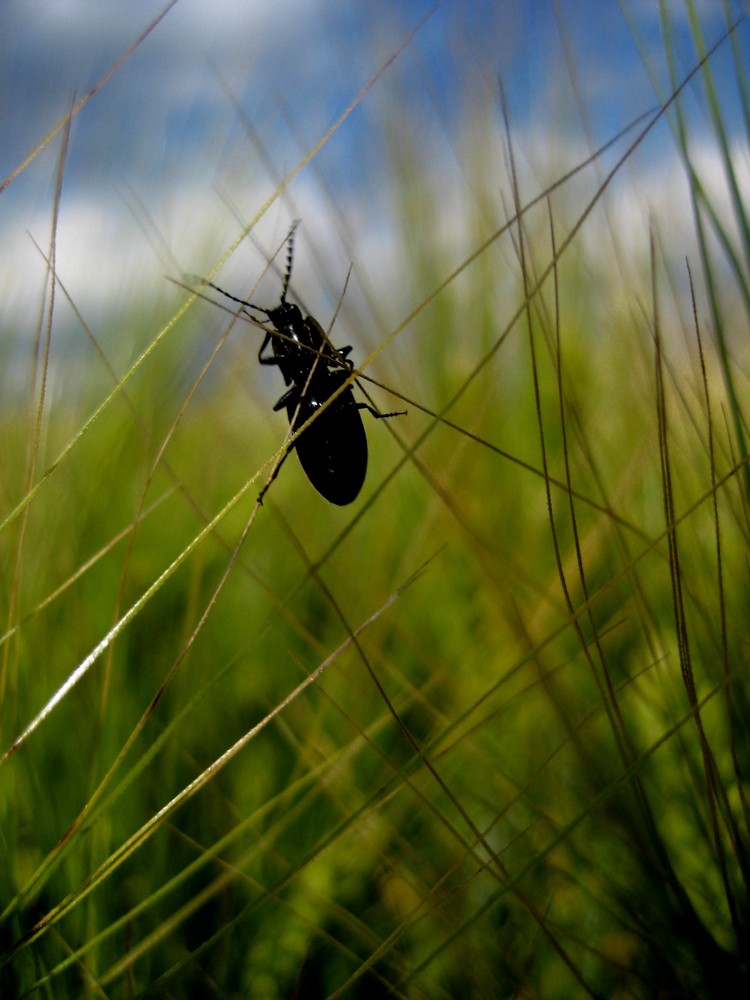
[292,399,368,505]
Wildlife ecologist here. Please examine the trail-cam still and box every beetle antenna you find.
[280,221,299,304]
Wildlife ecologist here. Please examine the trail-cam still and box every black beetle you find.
[193,224,404,505]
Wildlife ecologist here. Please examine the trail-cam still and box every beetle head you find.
[267,300,304,334]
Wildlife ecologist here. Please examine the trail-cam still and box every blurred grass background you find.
[1,2,749,997]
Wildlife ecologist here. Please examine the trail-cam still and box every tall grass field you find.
[1,2,749,997]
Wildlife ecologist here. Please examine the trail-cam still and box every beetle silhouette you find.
[193,224,404,504]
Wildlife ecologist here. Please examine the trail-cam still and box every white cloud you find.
[2,0,746,364]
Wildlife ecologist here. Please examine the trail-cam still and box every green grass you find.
[2,3,750,997]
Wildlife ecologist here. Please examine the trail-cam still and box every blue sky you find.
[1,0,748,336]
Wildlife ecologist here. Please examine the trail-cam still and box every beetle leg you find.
[273,386,299,412]
[258,332,279,365]
[335,346,354,369]
[257,445,292,505]
[354,402,406,420]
